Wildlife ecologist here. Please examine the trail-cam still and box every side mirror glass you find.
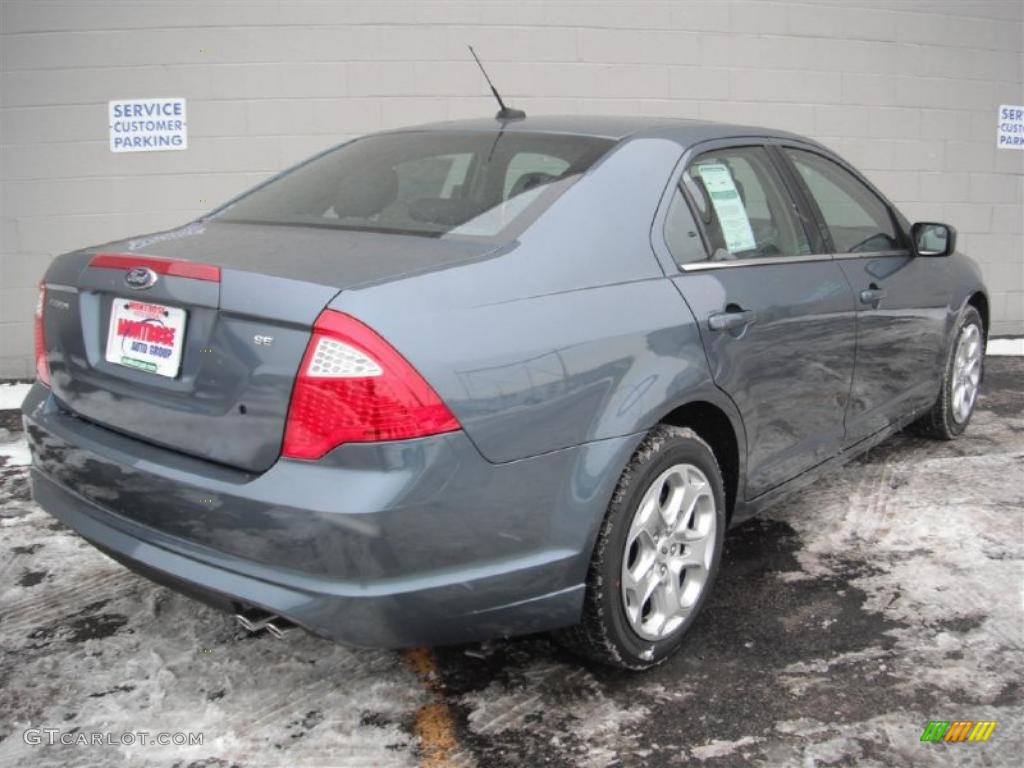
[912,222,956,257]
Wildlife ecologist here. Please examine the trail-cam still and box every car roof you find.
[396,114,814,148]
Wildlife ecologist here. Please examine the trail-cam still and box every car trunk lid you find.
[43,221,496,472]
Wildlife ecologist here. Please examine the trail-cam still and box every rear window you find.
[214,131,615,240]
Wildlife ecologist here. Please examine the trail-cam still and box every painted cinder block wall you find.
[1,0,1022,377]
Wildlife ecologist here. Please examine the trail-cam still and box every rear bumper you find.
[22,383,641,647]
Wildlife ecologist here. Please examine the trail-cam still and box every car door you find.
[777,146,949,445]
[664,143,858,500]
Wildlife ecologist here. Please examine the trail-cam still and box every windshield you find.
[214,130,615,240]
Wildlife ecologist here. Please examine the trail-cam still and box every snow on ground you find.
[0,383,30,411]
[1,358,1022,767]
[987,338,1024,356]
[0,439,30,468]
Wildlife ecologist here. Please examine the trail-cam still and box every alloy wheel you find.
[621,463,717,641]
[951,323,982,424]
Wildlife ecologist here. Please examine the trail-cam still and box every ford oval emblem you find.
[124,266,158,290]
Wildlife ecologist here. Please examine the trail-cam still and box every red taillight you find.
[282,310,460,460]
[34,284,50,387]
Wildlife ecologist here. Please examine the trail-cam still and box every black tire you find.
[557,425,727,670]
[913,306,984,440]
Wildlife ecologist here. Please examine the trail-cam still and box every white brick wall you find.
[1,0,1022,377]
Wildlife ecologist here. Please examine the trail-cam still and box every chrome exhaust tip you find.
[234,610,296,638]
[264,620,293,639]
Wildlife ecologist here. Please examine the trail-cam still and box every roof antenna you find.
[468,46,526,122]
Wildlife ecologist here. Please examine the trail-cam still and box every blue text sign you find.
[997,104,1024,150]
[109,98,188,153]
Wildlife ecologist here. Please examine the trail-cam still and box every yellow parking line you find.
[404,647,460,768]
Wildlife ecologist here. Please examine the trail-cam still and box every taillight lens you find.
[282,310,460,460]
[89,252,221,282]
[34,284,50,387]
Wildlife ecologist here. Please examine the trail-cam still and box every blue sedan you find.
[25,115,987,669]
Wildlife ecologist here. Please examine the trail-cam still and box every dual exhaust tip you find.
[233,609,296,639]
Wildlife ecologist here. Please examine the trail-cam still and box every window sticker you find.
[694,163,756,252]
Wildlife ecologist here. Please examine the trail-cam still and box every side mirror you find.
[912,222,956,257]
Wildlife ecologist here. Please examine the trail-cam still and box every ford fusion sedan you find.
[23,116,988,669]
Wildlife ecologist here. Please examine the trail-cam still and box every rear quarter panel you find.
[333,137,727,464]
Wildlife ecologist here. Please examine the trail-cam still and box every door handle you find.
[708,308,757,332]
[859,286,887,305]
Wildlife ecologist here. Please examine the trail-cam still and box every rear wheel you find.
[558,425,726,670]
[914,306,984,440]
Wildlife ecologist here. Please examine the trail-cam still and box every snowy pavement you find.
[1,357,1021,767]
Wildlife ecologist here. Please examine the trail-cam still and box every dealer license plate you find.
[104,297,187,378]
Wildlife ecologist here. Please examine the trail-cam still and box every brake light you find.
[89,253,221,282]
[282,310,460,459]
[34,284,50,387]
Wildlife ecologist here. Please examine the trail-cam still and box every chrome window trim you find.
[678,254,832,271]
[831,249,910,260]
[677,249,911,271]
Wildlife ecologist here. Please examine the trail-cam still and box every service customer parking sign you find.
[109,98,187,153]
[997,105,1024,150]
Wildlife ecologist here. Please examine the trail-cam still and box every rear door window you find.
[784,148,900,253]
[683,146,810,260]
[663,186,708,264]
